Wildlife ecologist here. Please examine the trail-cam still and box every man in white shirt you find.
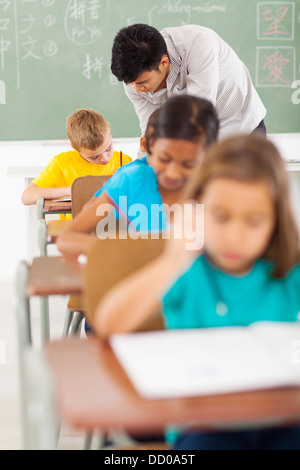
[111,24,266,142]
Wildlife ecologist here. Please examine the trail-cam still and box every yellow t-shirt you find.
[32,149,132,188]
[32,149,132,220]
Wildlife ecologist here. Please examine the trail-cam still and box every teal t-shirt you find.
[162,255,300,329]
[162,255,300,446]
[94,157,167,232]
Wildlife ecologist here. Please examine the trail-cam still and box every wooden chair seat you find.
[67,294,86,313]
[47,220,71,242]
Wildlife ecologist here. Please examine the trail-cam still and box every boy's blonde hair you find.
[66,109,109,151]
[183,134,300,278]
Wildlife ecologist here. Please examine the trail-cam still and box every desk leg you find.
[40,296,50,344]
[22,349,59,450]
[15,260,32,450]
[24,178,39,260]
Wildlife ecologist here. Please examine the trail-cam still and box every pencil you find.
[106,193,137,232]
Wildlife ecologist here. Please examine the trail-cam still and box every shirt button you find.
[216,302,228,316]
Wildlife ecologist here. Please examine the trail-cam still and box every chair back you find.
[71,175,111,217]
[84,237,165,330]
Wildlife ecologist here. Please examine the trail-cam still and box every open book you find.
[110,322,300,399]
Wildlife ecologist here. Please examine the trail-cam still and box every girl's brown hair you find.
[66,108,108,151]
[183,134,300,278]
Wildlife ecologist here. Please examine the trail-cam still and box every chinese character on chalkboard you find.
[257,2,295,40]
[256,46,295,87]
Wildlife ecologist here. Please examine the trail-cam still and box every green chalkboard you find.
[0,0,299,141]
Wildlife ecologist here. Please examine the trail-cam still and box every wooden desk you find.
[43,199,72,213]
[45,336,300,435]
[37,198,72,222]
[27,256,84,297]
[16,255,85,348]
[16,256,86,449]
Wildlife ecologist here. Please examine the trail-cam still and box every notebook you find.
[110,322,300,399]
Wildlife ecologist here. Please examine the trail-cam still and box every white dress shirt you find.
[124,24,266,140]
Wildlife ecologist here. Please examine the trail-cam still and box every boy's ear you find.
[140,135,147,153]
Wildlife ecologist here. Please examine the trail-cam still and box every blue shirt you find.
[94,157,167,232]
[162,255,300,329]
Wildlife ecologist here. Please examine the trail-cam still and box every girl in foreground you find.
[94,134,300,450]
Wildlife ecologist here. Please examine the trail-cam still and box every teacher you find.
[111,24,266,141]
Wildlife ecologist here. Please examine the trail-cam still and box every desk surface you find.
[45,337,300,434]
[27,256,84,296]
[43,199,72,212]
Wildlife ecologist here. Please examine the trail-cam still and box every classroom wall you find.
[0,133,300,281]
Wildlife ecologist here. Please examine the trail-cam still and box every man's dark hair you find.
[111,24,168,84]
[145,95,219,153]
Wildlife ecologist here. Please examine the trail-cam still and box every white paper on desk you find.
[110,322,300,399]
[51,196,72,202]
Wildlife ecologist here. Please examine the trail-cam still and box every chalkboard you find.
[0,0,299,141]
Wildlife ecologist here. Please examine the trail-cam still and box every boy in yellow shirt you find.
[21,108,132,206]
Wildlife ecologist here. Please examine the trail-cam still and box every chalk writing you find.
[21,35,41,60]
[291,80,300,104]
[109,74,119,86]
[148,0,191,26]
[0,79,6,104]
[126,17,136,26]
[42,0,55,6]
[83,53,104,80]
[20,13,36,34]
[44,13,56,27]
[0,0,11,75]
[192,4,227,13]
[0,1,10,10]
[88,0,100,20]
[263,50,290,83]
[257,2,295,40]
[0,35,11,70]
[65,0,108,45]
[256,46,295,87]
[43,38,57,56]
[0,0,61,88]
[0,18,10,30]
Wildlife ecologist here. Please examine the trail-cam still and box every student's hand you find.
[164,200,204,271]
